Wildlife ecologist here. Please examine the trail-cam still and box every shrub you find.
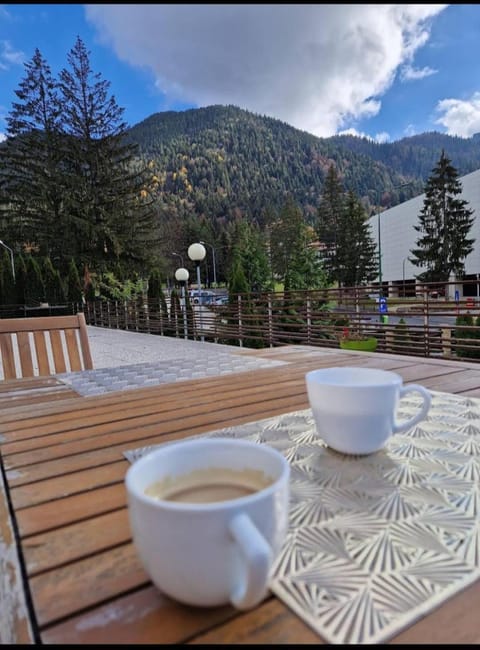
[454,313,480,358]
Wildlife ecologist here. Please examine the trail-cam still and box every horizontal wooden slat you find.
[0,314,92,379]
[0,315,86,334]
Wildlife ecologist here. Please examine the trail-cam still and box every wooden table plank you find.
[2,346,480,645]
[0,461,35,644]
[40,586,238,645]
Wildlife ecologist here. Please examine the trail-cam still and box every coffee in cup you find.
[125,437,290,609]
[144,466,274,503]
[305,366,431,455]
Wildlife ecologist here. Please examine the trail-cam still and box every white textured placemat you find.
[124,390,480,644]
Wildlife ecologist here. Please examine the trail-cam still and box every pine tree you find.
[42,256,65,304]
[338,192,378,287]
[1,250,16,305]
[230,221,271,293]
[83,265,95,301]
[270,196,307,285]
[228,252,249,296]
[317,165,346,284]
[66,258,83,304]
[24,255,44,304]
[410,150,475,282]
[147,269,163,310]
[0,49,65,255]
[14,255,27,305]
[284,225,328,292]
[58,37,159,272]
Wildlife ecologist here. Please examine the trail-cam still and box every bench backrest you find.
[0,313,93,380]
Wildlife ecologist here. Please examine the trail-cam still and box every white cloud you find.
[0,40,24,69]
[435,92,480,137]
[400,64,437,81]
[337,128,390,143]
[404,123,417,137]
[0,133,5,143]
[375,131,390,144]
[85,4,446,137]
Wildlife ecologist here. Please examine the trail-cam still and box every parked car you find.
[189,290,216,305]
[212,295,229,306]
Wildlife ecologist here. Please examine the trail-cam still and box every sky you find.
[1,4,480,144]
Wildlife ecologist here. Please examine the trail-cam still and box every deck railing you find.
[83,280,480,363]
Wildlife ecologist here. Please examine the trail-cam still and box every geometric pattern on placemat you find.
[123,390,480,644]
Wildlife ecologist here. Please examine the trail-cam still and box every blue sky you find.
[1,4,479,143]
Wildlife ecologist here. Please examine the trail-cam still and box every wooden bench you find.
[0,313,93,380]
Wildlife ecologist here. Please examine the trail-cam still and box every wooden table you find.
[2,346,480,644]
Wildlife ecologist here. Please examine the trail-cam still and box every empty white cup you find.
[305,366,431,455]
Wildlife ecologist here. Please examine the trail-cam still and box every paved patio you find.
[56,326,287,396]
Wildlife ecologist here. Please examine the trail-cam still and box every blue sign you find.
[379,297,388,313]
[455,290,460,303]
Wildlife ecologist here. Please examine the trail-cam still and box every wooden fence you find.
[83,282,480,363]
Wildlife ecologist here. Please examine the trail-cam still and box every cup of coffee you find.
[125,437,290,610]
[305,366,431,455]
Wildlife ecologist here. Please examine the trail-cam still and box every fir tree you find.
[42,257,65,304]
[1,250,16,305]
[83,265,95,301]
[24,255,44,304]
[316,164,346,284]
[270,196,307,285]
[410,150,475,282]
[66,258,83,304]
[228,251,249,296]
[284,225,328,291]
[58,37,159,272]
[14,255,27,305]
[0,49,65,254]
[339,192,378,287]
[230,221,272,293]
[147,269,163,306]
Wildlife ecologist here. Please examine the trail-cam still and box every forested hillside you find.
[126,105,423,224]
[126,105,480,226]
[329,131,480,181]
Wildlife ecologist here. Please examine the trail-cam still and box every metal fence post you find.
[307,295,312,345]
[238,294,243,348]
[268,294,273,347]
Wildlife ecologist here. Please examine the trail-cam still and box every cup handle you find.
[228,513,272,610]
[392,384,432,434]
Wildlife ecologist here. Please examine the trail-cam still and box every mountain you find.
[126,105,480,223]
[328,131,480,181]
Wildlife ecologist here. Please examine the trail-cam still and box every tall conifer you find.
[0,49,65,253]
[317,165,346,284]
[59,37,159,272]
[410,150,475,282]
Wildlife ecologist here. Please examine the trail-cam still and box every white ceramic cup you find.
[125,437,290,609]
[305,366,432,455]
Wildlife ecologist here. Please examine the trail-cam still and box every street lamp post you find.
[175,267,189,340]
[402,257,408,297]
[200,240,217,288]
[172,252,184,267]
[187,242,206,341]
[0,240,15,283]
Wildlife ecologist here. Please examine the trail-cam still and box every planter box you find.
[340,337,378,352]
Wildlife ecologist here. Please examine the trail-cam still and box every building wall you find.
[367,168,480,285]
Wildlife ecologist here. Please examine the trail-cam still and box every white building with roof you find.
[367,167,480,298]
